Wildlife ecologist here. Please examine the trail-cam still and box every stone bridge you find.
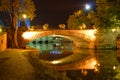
[22,29,96,48]
[22,29,120,49]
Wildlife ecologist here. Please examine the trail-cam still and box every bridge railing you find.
[23,29,96,42]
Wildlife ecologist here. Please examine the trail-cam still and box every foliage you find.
[91,0,120,32]
[67,10,93,29]
[0,0,36,22]
[67,0,120,31]
[67,15,78,29]
[0,0,36,48]
[93,67,118,80]
[114,69,120,80]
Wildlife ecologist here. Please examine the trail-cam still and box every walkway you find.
[0,49,36,80]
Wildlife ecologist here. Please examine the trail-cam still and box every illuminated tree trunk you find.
[13,14,19,48]
[13,27,18,48]
[11,26,18,48]
[11,8,19,48]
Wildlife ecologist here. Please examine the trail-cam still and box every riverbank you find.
[0,48,70,80]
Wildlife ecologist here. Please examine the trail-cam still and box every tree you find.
[91,0,120,32]
[0,0,36,48]
[67,15,78,29]
[67,10,93,29]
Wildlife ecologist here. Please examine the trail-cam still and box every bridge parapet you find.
[22,29,120,49]
[22,30,96,42]
[22,29,96,48]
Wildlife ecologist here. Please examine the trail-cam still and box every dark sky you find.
[32,0,95,26]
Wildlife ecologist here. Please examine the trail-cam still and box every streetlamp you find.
[22,13,27,19]
[21,13,32,30]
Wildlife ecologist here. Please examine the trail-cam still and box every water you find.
[26,36,120,66]
[27,36,120,80]
[27,36,73,54]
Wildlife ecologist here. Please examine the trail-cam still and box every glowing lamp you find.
[22,14,27,19]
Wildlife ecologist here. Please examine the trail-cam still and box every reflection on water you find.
[27,37,120,69]
[27,36,73,54]
[27,36,120,79]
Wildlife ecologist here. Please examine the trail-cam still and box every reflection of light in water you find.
[113,65,116,70]
[50,51,61,54]
[80,58,99,69]
[51,60,61,64]
[27,36,73,54]
[56,43,61,46]
[50,47,61,54]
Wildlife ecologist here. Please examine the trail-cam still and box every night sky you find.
[32,0,96,26]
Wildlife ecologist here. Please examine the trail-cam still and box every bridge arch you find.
[22,30,96,48]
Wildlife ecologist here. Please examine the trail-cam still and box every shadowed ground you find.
[0,49,71,80]
[0,49,37,80]
[0,48,97,80]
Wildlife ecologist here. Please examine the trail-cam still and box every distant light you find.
[0,29,2,32]
[85,4,91,10]
[113,65,116,70]
[0,25,2,33]
[112,28,116,32]
[22,14,27,19]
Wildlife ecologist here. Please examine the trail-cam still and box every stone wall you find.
[0,32,7,51]
[95,30,120,49]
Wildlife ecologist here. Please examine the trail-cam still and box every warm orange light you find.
[112,28,116,32]
[0,28,2,32]
[22,31,39,40]
[0,26,2,33]
[87,59,98,69]
[79,58,99,69]
[83,30,96,41]
[51,60,61,64]
[22,14,27,19]
[113,65,116,70]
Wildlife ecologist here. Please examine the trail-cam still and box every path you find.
[0,49,36,80]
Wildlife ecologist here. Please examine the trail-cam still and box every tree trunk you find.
[10,11,19,48]
[14,27,19,48]
[11,27,19,48]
